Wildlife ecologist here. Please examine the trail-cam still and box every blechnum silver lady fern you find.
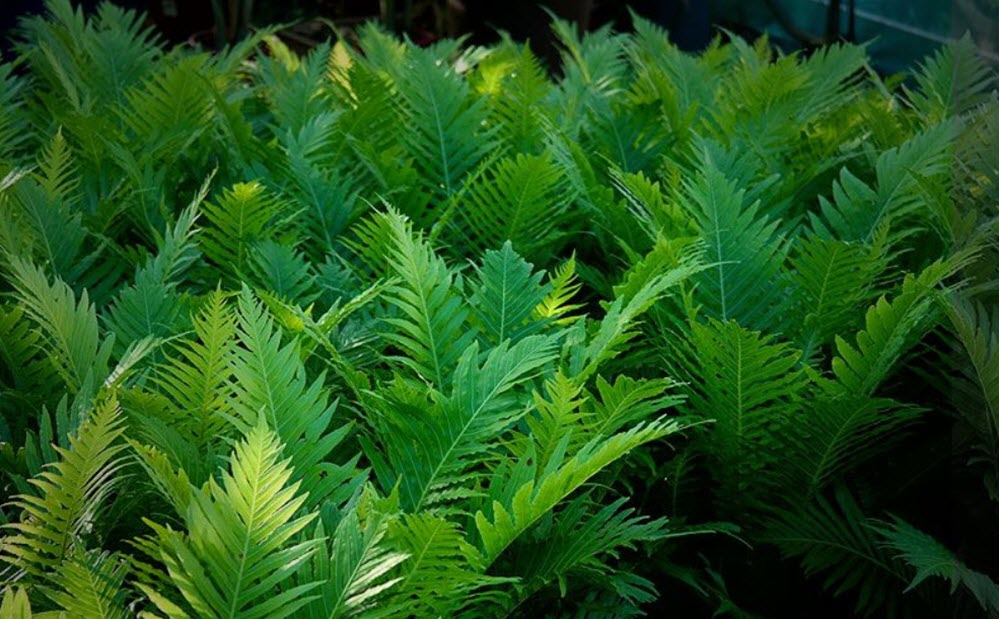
[0,1,996,617]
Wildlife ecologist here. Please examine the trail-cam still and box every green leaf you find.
[143,421,321,619]
[470,241,550,344]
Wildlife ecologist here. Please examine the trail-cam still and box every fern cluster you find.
[0,1,996,617]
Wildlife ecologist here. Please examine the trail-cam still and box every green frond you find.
[43,550,129,619]
[229,288,355,506]
[0,65,30,160]
[105,186,204,348]
[249,240,317,304]
[142,422,320,619]
[782,394,921,497]
[473,38,552,153]
[473,418,681,568]
[680,319,808,503]
[2,132,90,284]
[871,517,998,614]
[830,258,966,397]
[394,45,492,213]
[494,496,668,613]
[940,295,999,470]
[532,255,584,326]
[469,241,550,345]
[380,334,558,512]
[907,34,996,123]
[151,290,235,451]
[453,153,574,259]
[765,487,907,617]
[120,55,216,158]
[6,257,113,394]
[256,39,335,136]
[375,209,475,387]
[300,496,408,619]
[2,396,126,575]
[200,182,288,279]
[574,254,703,382]
[789,233,888,359]
[587,375,684,438]
[812,122,959,245]
[684,163,788,332]
[387,513,504,617]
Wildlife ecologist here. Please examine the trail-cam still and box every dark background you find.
[4,0,995,74]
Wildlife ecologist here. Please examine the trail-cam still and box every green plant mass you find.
[0,1,997,616]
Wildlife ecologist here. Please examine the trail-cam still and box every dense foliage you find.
[0,1,997,616]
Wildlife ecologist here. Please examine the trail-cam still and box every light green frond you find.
[2,396,126,575]
[200,182,288,279]
[6,257,113,395]
[143,422,320,619]
[229,288,353,506]
[474,418,681,568]
[43,550,129,619]
[387,512,507,617]
[831,258,967,397]
[152,290,235,450]
[300,499,408,619]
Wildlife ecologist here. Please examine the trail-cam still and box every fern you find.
[140,421,320,619]
[452,153,574,259]
[200,182,288,280]
[370,209,475,387]
[2,396,126,576]
[469,241,550,345]
[7,257,114,395]
[871,517,999,614]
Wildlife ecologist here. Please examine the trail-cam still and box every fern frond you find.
[575,255,703,381]
[249,240,317,304]
[375,209,475,387]
[382,334,558,512]
[152,290,235,451]
[105,186,204,347]
[454,153,574,259]
[789,233,888,359]
[43,550,129,619]
[871,517,999,614]
[387,513,505,617]
[812,122,959,245]
[229,288,354,506]
[2,396,126,576]
[142,421,320,619]
[469,241,550,345]
[200,182,288,279]
[684,163,788,332]
[394,45,492,214]
[830,258,966,397]
[907,34,996,122]
[765,487,907,617]
[940,295,999,469]
[300,498,408,619]
[7,257,113,394]
[474,418,680,568]
[681,319,808,503]
[494,496,668,613]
